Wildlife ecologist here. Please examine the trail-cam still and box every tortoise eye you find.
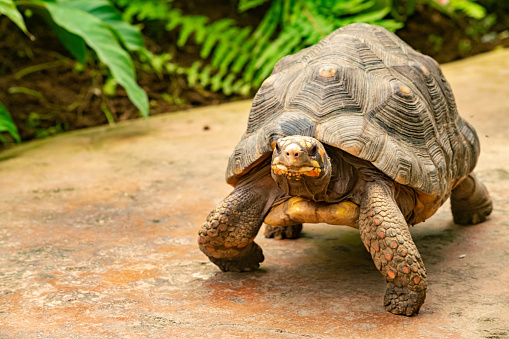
[275,143,282,153]
[310,145,318,155]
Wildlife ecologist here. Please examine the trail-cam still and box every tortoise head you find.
[271,136,332,200]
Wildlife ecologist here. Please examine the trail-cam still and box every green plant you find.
[0,0,150,143]
[0,100,20,143]
[429,33,445,52]
[392,0,487,21]
[115,0,402,96]
[0,0,32,39]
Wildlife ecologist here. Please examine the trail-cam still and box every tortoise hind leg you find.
[264,223,303,240]
[451,173,492,225]
[359,179,427,316]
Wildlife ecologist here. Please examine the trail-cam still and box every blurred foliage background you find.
[0,0,508,146]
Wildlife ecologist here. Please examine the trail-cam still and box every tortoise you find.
[198,23,492,316]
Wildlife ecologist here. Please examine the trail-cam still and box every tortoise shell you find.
[226,23,479,198]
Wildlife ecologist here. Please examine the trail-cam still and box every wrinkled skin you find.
[198,135,492,316]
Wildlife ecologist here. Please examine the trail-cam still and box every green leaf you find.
[200,33,220,59]
[231,52,250,73]
[48,20,87,63]
[15,2,87,63]
[189,16,210,44]
[450,0,486,20]
[342,7,391,24]
[165,9,184,31]
[0,100,21,143]
[198,65,213,87]
[42,2,148,117]
[232,78,249,94]
[210,28,240,69]
[374,19,403,32]
[238,0,271,12]
[186,61,202,87]
[54,0,146,53]
[221,73,236,96]
[0,0,33,40]
[197,18,235,55]
[332,0,374,15]
[210,69,228,92]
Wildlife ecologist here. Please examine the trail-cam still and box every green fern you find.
[392,0,487,21]
[114,0,402,96]
[238,0,272,12]
[445,0,486,19]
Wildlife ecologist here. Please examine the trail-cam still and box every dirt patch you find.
[0,16,233,143]
[0,3,508,146]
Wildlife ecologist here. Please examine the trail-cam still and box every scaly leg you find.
[198,172,280,272]
[359,180,427,316]
[451,173,492,225]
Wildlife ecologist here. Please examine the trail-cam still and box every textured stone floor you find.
[1,49,508,338]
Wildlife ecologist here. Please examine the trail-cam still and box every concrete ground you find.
[1,49,508,338]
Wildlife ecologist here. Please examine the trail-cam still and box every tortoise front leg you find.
[198,174,279,272]
[359,180,427,316]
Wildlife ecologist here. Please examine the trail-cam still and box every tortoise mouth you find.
[271,164,322,178]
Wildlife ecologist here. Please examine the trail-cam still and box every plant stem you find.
[14,60,69,79]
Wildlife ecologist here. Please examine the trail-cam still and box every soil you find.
[0,2,508,147]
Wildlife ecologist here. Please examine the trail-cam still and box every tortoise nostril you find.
[294,153,299,157]
[286,152,290,156]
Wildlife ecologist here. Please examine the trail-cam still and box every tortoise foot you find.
[264,224,302,239]
[451,173,492,225]
[209,242,264,272]
[384,283,426,316]
[452,200,492,225]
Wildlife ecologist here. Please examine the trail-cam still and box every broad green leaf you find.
[48,20,87,63]
[0,100,21,143]
[15,2,86,62]
[43,2,148,117]
[0,0,32,39]
[55,0,146,53]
